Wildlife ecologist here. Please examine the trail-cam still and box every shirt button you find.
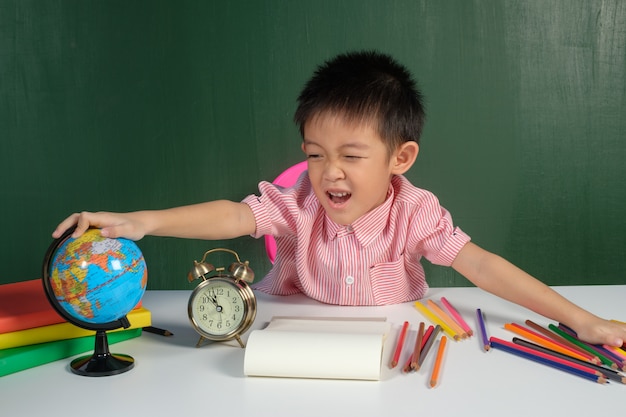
[345,276,355,285]
[346,225,354,233]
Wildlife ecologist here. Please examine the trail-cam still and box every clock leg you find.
[235,335,245,348]
[196,336,209,348]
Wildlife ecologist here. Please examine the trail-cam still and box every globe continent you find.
[49,229,147,325]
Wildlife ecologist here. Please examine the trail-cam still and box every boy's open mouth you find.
[328,191,351,204]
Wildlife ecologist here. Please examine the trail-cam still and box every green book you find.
[0,328,142,377]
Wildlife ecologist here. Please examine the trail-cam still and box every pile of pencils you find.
[491,319,626,385]
[390,297,475,388]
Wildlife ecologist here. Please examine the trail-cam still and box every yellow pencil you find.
[414,301,457,340]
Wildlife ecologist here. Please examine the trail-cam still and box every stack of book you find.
[0,279,150,377]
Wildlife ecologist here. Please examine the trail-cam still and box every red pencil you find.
[390,321,409,368]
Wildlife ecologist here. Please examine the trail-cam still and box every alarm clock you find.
[187,248,256,348]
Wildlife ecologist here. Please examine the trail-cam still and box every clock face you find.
[188,276,255,340]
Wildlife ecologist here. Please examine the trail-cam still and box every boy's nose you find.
[323,160,345,181]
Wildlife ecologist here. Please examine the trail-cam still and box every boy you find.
[53,51,625,347]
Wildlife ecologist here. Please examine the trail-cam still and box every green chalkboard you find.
[2,0,625,290]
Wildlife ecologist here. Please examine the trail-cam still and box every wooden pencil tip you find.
[390,361,398,369]
[429,380,437,388]
[484,345,491,351]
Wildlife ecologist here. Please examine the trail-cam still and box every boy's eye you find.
[307,154,322,160]
[344,155,363,160]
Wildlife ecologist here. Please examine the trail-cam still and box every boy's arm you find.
[52,200,257,241]
[452,242,626,347]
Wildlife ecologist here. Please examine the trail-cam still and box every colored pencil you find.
[476,308,489,351]
[418,325,442,367]
[499,337,603,377]
[429,336,448,388]
[504,323,591,363]
[402,324,434,372]
[593,345,625,369]
[558,323,625,366]
[490,337,608,384]
[390,321,409,368]
[427,299,465,340]
[524,320,598,363]
[513,338,626,384]
[411,322,425,370]
[142,326,174,337]
[441,297,473,336]
[549,324,618,369]
[414,301,457,340]
[605,344,626,361]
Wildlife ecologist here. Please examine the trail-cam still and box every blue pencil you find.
[490,337,608,384]
[476,308,489,351]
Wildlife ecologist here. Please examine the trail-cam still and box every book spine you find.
[0,308,151,350]
[0,328,142,377]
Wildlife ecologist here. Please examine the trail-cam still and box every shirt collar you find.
[324,182,395,247]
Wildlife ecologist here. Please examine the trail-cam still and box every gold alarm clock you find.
[187,248,256,348]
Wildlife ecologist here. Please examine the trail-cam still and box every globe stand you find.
[70,330,135,377]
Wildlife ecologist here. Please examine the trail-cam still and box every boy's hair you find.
[294,50,426,154]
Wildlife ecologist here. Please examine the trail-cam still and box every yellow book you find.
[0,307,151,350]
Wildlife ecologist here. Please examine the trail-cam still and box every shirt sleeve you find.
[241,173,312,239]
[406,190,471,267]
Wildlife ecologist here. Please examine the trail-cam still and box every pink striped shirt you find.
[242,173,471,306]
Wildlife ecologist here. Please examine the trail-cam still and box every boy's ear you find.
[391,141,419,175]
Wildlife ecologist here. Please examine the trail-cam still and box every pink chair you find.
[264,161,308,263]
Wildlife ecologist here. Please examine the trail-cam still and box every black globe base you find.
[70,330,135,377]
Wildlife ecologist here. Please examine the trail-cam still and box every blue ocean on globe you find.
[48,229,148,325]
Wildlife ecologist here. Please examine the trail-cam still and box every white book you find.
[243,316,391,381]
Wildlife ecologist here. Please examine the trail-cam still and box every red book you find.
[0,279,65,334]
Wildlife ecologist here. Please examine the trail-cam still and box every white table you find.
[2,285,624,417]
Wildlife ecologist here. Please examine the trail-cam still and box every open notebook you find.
[243,316,391,380]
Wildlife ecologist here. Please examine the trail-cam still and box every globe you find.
[42,227,148,376]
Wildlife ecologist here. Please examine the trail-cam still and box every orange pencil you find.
[525,320,599,363]
[427,299,466,339]
[504,323,592,363]
[390,321,409,368]
[411,322,426,370]
[429,335,447,388]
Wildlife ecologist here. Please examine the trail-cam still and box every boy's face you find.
[301,115,400,226]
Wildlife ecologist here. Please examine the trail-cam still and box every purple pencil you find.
[476,308,489,351]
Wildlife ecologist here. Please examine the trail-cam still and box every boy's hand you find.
[52,211,147,241]
[572,317,626,348]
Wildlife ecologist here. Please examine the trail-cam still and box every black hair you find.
[294,50,426,153]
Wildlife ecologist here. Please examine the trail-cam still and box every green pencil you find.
[548,324,617,369]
